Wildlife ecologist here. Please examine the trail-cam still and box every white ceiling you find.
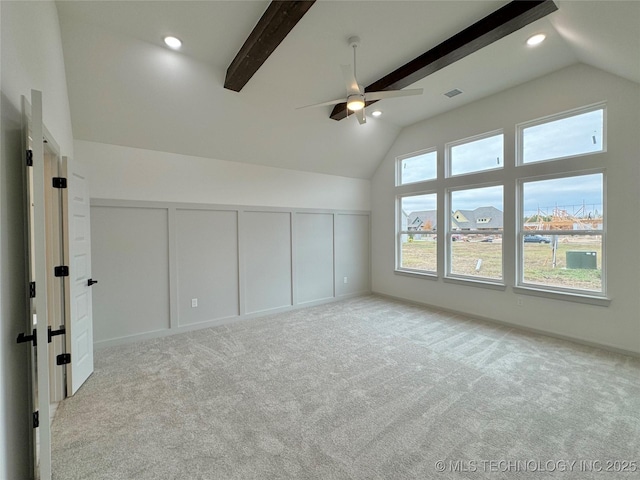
[56,0,640,179]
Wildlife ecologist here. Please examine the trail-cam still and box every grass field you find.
[400,236,602,291]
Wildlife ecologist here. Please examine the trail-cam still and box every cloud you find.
[400,151,437,184]
[523,109,603,163]
[523,173,603,216]
[451,134,503,175]
[401,193,437,213]
[452,185,503,211]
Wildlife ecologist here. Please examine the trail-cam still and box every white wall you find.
[90,201,370,347]
[371,64,640,354]
[78,140,373,348]
[57,8,400,180]
[0,1,75,478]
[76,140,371,211]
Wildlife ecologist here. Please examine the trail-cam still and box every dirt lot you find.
[400,236,602,291]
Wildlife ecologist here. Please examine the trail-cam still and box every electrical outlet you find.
[516,297,524,307]
[191,298,198,308]
[343,276,348,284]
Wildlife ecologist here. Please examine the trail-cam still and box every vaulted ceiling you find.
[56,1,640,179]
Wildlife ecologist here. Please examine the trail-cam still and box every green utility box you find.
[566,251,597,269]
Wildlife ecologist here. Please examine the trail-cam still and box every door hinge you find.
[54,265,69,277]
[48,325,66,343]
[56,353,71,366]
[16,329,37,347]
[33,411,39,429]
[26,149,33,167]
[29,281,36,298]
[52,177,67,189]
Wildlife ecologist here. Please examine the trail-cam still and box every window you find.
[397,193,437,273]
[397,149,437,185]
[447,131,503,177]
[448,185,503,282]
[393,103,607,303]
[519,105,605,164]
[519,173,604,294]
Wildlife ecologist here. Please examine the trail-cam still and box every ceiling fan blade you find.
[296,98,346,110]
[341,64,361,95]
[355,108,366,125]
[365,88,424,101]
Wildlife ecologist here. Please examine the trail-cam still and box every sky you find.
[401,175,602,217]
[399,108,604,217]
[401,193,436,214]
[523,109,603,163]
[451,134,503,176]
[400,150,436,184]
[522,173,602,217]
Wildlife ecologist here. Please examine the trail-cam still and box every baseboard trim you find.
[94,292,371,349]
[372,291,640,358]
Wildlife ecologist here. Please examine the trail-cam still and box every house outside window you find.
[397,193,437,274]
[447,185,504,282]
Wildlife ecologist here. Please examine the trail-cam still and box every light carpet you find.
[51,295,640,479]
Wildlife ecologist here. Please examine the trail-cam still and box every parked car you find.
[524,234,551,244]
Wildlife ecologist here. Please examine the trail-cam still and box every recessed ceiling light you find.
[164,36,182,49]
[526,33,546,47]
[371,110,382,117]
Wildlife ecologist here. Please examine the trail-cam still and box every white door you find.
[66,157,95,394]
[21,90,95,479]
[23,89,53,480]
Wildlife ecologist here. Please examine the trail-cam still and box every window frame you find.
[396,191,438,277]
[516,170,607,297]
[516,102,607,166]
[392,102,609,305]
[445,182,505,285]
[445,129,504,178]
[395,147,438,186]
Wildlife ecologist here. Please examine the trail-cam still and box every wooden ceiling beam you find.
[224,1,316,92]
[330,0,558,121]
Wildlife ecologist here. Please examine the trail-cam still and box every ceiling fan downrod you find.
[348,36,361,82]
[345,36,365,113]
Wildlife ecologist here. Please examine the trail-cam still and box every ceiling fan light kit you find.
[346,95,365,111]
[297,35,423,125]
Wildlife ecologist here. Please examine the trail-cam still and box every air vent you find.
[444,88,463,98]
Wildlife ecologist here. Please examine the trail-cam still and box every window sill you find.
[443,276,506,291]
[513,286,611,307]
[394,269,438,280]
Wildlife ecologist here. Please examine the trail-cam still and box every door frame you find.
[24,90,53,480]
[44,144,68,406]
[22,90,69,480]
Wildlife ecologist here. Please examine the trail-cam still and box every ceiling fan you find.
[298,36,424,125]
